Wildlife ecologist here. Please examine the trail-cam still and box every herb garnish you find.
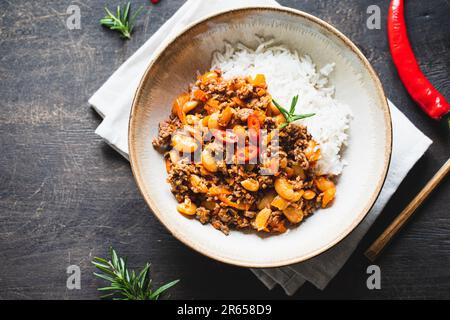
[92,247,179,300]
[272,95,315,129]
[100,2,143,39]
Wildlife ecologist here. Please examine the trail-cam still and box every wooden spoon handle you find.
[365,158,450,262]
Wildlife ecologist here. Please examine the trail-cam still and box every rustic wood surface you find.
[365,159,450,262]
[0,0,448,299]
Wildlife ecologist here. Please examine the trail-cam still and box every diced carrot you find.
[205,98,220,114]
[164,158,171,173]
[218,194,251,211]
[257,88,266,96]
[305,140,321,162]
[232,96,246,107]
[193,89,208,102]
[218,106,233,126]
[172,93,190,124]
[252,110,266,123]
[208,186,232,196]
[201,115,210,126]
[251,74,266,88]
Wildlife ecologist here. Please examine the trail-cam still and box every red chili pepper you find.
[151,0,160,4]
[388,0,449,123]
[247,113,261,143]
[211,129,239,144]
[236,145,259,163]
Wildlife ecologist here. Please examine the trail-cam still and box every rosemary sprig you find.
[100,2,143,39]
[92,247,179,300]
[272,95,315,129]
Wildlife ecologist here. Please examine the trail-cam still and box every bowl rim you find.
[128,5,393,268]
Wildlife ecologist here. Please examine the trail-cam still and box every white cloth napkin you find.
[89,0,432,295]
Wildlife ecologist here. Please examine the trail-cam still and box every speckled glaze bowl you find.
[128,6,392,267]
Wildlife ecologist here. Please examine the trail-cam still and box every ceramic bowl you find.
[129,6,392,267]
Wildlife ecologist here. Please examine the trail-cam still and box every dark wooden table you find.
[0,0,449,300]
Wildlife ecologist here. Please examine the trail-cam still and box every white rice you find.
[211,39,352,175]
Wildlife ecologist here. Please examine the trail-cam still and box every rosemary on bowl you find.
[272,95,315,129]
[92,247,179,300]
[100,2,143,39]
